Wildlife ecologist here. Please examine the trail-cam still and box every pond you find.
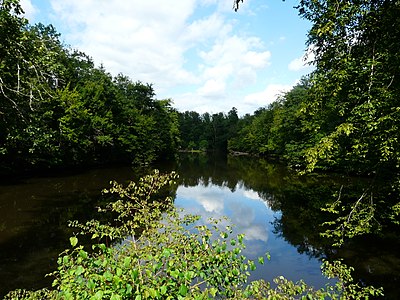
[0,153,399,298]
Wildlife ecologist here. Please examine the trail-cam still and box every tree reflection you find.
[175,153,399,297]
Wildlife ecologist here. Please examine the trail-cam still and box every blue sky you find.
[21,0,313,115]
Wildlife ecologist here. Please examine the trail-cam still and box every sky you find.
[20,0,313,115]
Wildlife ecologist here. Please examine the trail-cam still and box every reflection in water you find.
[0,166,139,296]
[175,153,400,299]
[0,154,399,298]
[175,173,330,288]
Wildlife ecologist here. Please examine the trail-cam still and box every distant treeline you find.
[177,108,239,153]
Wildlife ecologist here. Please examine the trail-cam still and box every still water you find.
[175,182,327,286]
[0,154,399,298]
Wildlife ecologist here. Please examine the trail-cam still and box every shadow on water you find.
[0,166,140,296]
[0,154,398,298]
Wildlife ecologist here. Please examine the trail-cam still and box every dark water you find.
[0,154,399,298]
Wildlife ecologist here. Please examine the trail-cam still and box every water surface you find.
[0,154,398,298]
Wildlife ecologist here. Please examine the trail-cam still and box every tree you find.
[290,1,397,173]
[227,107,239,141]
[0,1,181,171]
[177,111,203,150]
[234,0,400,246]
[0,3,70,169]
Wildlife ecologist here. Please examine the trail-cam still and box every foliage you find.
[178,107,239,152]
[231,0,400,244]
[0,2,180,173]
[297,0,400,175]
[232,0,400,174]
[320,186,378,246]
[228,78,314,164]
[296,0,400,246]
[5,171,383,299]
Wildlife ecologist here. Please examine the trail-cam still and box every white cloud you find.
[244,83,293,108]
[288,56,306,72]
[176,184,270,242]
[197,195,224,213]
[243,190,261,200]
[197,79,226,98]
[177,185,225,214]
[288,47,315,71]
[50,0,198,89]
[242,225,268,242]
[243,51,271,68]
[20,0,37,19]
[200,0,240,13]
[182,14,231,44]
[44,0,275,114]
[189,34,271,111]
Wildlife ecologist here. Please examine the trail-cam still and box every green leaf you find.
[91,291,104,300]
[209,288,217,297]
[179,284,188,296]
[249,260,256,271]
[162,248,172,258]
[193,261,202,270]
[75,265,85,276]
[79,249,88,259]
[104,270,113,281]
[170,270,180,279]
[131,269,139,281]
[266,252,271,261]
[160,285,167,295]
[123,256,132,268]
[110,294,121,300]
[87,279,95,290]
[70,236,78,247]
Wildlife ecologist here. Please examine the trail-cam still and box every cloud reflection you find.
[175,183,269,243]
[243,189,261,200]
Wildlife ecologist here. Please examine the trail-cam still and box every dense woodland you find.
[1,1,180,174]
[1,0,400,298]
[231,0,400,178]
[231,0,400,246]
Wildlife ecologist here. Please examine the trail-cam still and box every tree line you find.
[177,107,239,152]
[1,0,179,175]
[0,0,251,174]
[0,0,248,174]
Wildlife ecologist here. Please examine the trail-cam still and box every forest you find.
[1,1,180,174]
[1,0,400,298]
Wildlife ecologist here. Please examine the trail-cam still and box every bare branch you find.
[0,76,25,119]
